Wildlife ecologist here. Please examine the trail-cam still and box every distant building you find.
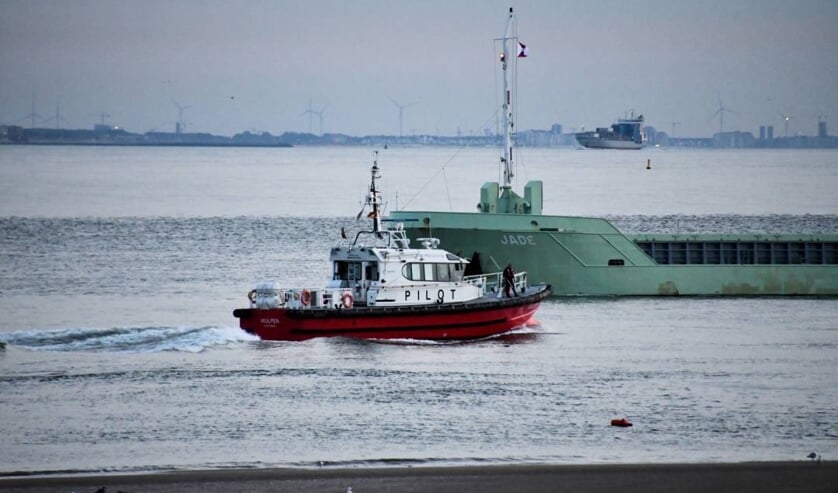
[0,125,25,143]
[519,129,553,147]
[645,125,658,146]
[713,131,755,148]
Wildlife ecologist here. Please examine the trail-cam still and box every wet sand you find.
[1,462,836,493]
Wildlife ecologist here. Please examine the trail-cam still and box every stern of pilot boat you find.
[234,307,291,340]
[234,281,293,340]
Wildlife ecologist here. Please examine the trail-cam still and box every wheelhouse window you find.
[435,263,451,281]
[402,262,465,281]
[423,263,434,281]
[333,261,363,282]
[365,263,379,281]
[450,262,464,281]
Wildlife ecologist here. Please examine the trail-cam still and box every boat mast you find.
[500,7,516,191]
[368,150,382,233]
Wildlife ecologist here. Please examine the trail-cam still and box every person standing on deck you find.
[503,264,518,297]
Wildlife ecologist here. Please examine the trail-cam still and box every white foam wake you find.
[0,325,259,353]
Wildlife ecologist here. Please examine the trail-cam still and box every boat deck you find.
[283,284,551,318]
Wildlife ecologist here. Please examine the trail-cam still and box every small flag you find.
[517,42,528,58]
[367,211,377,218]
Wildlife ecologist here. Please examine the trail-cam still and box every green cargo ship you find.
[387,8,838,296]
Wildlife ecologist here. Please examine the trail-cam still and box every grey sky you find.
[1,0,836,138]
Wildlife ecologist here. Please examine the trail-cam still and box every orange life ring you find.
[301,289,312,306]
[341,291,354,309]
[248,290,257,303]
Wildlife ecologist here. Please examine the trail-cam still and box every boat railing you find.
[463,270,528,295]
[251,286,357,310]
[351,228,411,249]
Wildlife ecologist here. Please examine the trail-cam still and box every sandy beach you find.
[1,462,836,493]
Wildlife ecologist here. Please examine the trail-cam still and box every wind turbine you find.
[172,100,191,133]
[88,111,112,127]
[711,95,735,135]
[670,121,680,138]
[300,98,319,134]
[17,93,43,128]
[314,104,328,135]
[41,98,71,130]
[390,98,417,138]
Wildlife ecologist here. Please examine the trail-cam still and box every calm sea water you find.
[0,145,837,475]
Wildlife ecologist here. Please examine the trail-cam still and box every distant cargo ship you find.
[387,9,838,296]
[575,113,647,149]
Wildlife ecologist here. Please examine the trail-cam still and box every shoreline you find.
[1,461,836,493]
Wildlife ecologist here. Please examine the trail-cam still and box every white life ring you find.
[341,291,354,309]
[301,289,312,306]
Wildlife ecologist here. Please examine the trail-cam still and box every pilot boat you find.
[233,153,551,341]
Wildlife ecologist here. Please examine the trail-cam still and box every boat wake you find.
[0,325,258,353]
[364,323,543,346]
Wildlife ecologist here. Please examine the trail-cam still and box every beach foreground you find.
[1,462,836,493]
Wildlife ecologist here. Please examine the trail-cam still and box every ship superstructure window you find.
[402,262,465,281]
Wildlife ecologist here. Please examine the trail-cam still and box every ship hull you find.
[387,211,838,296]
[578,138,644,150]
[233,286,550,341]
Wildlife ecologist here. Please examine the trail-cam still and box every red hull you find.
[234,288,550,341]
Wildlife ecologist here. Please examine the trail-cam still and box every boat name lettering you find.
[404,289,456,302]
[501,234,535,246]
[260,318,281,325]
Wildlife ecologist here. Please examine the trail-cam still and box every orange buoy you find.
[610,418,633,427]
